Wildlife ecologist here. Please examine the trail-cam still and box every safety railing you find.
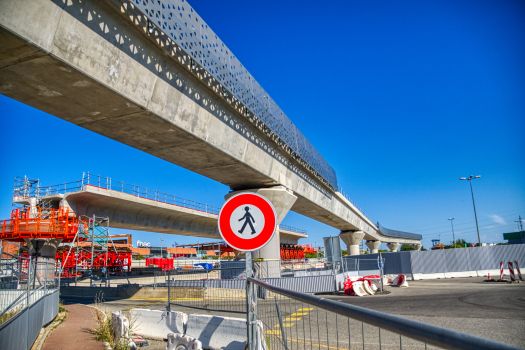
[278,225,307,235]
[0,206,85,241]
[0,251,59,326]
[247,277,518,350]
[12,172,221,215]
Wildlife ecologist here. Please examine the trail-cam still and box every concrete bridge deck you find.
[13,184,307,244]
[0,0,421,254]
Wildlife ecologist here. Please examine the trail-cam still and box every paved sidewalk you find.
[43,304,104,350]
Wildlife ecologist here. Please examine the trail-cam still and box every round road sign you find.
[218,192,277,252]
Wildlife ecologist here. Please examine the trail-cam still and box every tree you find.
[400,244,414,251]
[134,253,145,260]
[341,250,347,255]
[450,239,467,248]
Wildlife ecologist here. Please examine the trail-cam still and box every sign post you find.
[218,192,277,350]
[378,252,384,293]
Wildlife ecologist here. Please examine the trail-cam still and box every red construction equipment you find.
[280,244,305,260]
[0,206,87,243]
[145,257,173,270]
[56,250,132,270]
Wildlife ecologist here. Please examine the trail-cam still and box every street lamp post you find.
[460,175,481,246]
[448,218,455,248]
[160,235,164,258]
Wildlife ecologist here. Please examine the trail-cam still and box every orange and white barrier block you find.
[500,261,504,280]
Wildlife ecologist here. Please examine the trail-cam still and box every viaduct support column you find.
[387,243,400,252]
[225,186,297,277]
[24,238,62,287]
[339,231,365,256]
[411,244,422,251]
[366,240,381,254]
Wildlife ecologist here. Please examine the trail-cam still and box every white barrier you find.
[111,312,130,344]
[352,281,367,297]
[362,280,375,295]
[130,309,187,340]
[185,314,263,350]
[166,333,203,350]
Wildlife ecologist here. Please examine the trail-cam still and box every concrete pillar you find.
[233,251,246,259]
[365,240,381,254]
[387,243,400,252]
[411,243,422,251]
[225,186,297,277]
[339,231,365,256]
[24,238,62,287]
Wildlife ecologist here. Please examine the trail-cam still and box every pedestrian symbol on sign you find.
[238,207,256,235]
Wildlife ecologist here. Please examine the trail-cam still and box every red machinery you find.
[56,250,132,270]
[0,206,87,242]
[280,244,305,260]
[145,257,173,271]
[2,206,132,276]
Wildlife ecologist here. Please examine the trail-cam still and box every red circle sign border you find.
[218,192,277,252]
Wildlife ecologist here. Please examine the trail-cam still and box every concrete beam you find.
[60,186,221,239]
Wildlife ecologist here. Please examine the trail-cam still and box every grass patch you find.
[91,294,134,350]
[58,299,68,314]
[0,305,23,325]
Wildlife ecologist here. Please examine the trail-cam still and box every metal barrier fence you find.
[349,244,525,277]
[60,259,339,287]
[343,258,382,276]
[0,253,59,320]
[163,259,368,314]
[248,277,518,350]
[0,252,60,350]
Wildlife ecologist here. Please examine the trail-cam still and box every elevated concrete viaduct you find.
[13,184,307,244]
[0,0,421,260]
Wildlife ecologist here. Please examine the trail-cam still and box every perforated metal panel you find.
[131,0,338,189]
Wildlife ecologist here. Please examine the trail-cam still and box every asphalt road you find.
[62,277,525,350]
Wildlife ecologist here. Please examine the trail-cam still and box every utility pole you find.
[515,215,523,231]
[448,218,455,248]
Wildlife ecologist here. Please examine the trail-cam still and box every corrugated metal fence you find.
[0,290,59,350]
[347,244,525,276]
[169,274,338,294]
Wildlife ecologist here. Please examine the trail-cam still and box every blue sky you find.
[1,0,524,251]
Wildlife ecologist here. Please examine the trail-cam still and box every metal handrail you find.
[278,224,307,235]
[247,277,519,350]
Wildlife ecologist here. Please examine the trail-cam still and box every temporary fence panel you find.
[248,277,517,350]
[352,244,525,276]
[0,250,59,350]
